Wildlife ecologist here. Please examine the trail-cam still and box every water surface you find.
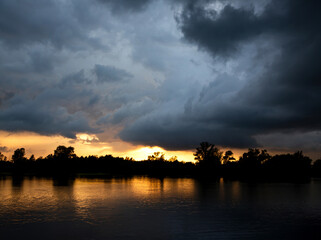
[1,176,321,239]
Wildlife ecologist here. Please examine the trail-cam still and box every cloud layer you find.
[120,0,321,150]
[0,0,320,155]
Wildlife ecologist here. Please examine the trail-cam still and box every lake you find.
[1,176,321,240]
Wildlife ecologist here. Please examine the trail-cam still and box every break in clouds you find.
[0,0,321,154]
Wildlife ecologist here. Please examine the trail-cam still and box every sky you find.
[0,0,321,161]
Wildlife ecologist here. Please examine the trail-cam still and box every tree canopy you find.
[12,148,26,164]
[54,146,76,160]
[194,142,222,168]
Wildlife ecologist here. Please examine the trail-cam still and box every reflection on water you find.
[1,177,321,240]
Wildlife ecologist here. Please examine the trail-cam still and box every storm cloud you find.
[96,0,152,13]
[0,0,321,155]
[0,0,104,50]
[93,64,133,83]
[119,0,321,150]
[0,79,100,138]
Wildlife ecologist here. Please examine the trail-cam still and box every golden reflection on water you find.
[0,176,247,223]
[1,176,321,240]
[72,177,196,202]
[220,179,242,203]
[67,177,197,222]
[0,177,246,207]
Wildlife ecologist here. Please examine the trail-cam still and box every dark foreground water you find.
[1,176,321,240]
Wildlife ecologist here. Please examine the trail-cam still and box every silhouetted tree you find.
[148,152,165,161]
[239,148,270,169]
[1,143,317,181]
[263,151,311,179]
[312,159,321,177]
[194,142,222,172]
[0,152,7,161]
[292,151,311,170]
[125,156,134,161]
[29,154,35,162]
[222,150,235,164]
[11,148,29,173]
[45,146,77,175]
[54,146,76,160]
[314,159,321,168]
[0,152,11,172]
[12,148,27,164]
[168,156,178,162]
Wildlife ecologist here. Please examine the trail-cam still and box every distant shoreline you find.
[1,144,321,181]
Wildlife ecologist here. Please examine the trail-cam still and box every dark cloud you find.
[96,0,152,13]
[119,74,259,150]
[1,0,320,155]
[119,113,257,150]
[0,90,14,107]
[93,64,132,83]
[178,0,320,57]
[256,132,321,153]
[178,4,259,57]
[0,0,102,50]
[60,70,91,88]
[97,97,156,125]
[230,0,321,132]
[0,95,99,139]
[28,49,57,73]
[0,66,105,139]
[119,0,321,150]
[177,0,296,57]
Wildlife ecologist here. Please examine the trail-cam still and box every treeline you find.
[0,143,321,180]
[194,142,321,180]
[0,146,195,177]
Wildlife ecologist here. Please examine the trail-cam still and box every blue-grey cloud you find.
[119,0,321,150]
[0,0,320,156]
[0,0,103,50]
[97,0,152,13]
[93,64,132,83]
[59,70,91,88]
[0,95,100,139]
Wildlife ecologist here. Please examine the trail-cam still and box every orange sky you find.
[0,131,247,162]
[0,131,197,162]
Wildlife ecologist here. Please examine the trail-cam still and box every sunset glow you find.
[1,1,321,239]
[0,131,196,162]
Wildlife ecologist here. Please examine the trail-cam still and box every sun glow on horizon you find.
[0,131,196,162]
[76,133,100,144]
[124,146,196,162]
[0,131,248,163]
